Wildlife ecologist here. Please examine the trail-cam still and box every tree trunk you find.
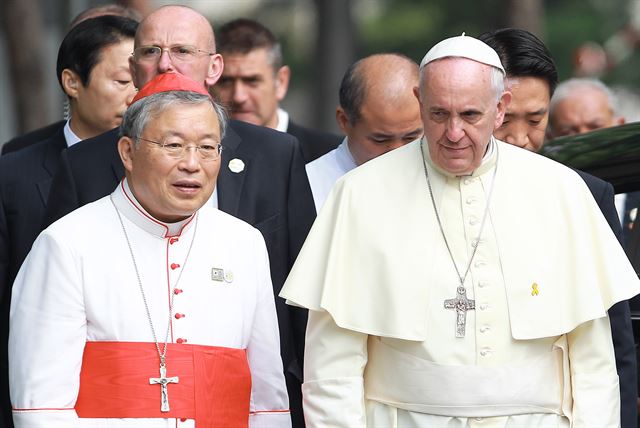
[118,0,154,18]
[504,0,543,36]
[313,0,356,133]
[2,0,50,134]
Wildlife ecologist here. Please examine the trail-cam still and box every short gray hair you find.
[419,58,505,102]
[549,78,617,117]
[120,91,227,144]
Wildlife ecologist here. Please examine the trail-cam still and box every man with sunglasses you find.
[43,6,315,427]
[9,72,291,427]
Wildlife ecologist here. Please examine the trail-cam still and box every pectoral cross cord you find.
[419,139,499,338]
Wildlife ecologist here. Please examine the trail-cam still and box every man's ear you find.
[413,86,426,118]
[61,69,81,99]
[275,65,291,102]
[118,136,136,173]
[204,54,224,88]
[495,90,512,129]
[335,107,352,135]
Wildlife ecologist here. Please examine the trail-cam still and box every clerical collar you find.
[420,136,497,179]
[111,178,197,238]
[275,108,289,133]
[63,120,82,148]
[340,137,358,171]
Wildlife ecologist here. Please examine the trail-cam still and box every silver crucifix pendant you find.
[149,363,179,412]
[444,286,475,337]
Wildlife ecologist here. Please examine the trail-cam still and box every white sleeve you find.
[568,315,620,427]
[247,230,291,428]
[302,309,368,428]
[9,230,86,428]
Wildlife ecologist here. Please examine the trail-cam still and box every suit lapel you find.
[217,123,250,217]
[36,130,67,205]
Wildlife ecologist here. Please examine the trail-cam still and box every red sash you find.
[75,341,251,427]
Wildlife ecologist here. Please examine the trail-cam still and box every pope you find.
[280,34,640,427]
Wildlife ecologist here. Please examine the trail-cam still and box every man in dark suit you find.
[480,28,638,428]
[44,6,315,427]
[1,120,65,155]
[214,18,341,163]
[0,15,138,428]
[0,4,142,157]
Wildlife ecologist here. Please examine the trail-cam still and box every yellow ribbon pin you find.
[531,283,539,296]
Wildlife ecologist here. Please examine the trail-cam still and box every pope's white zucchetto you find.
[420,32,505,75]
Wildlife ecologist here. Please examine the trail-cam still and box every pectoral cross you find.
[444,286,475,338]
[149,362,179,412]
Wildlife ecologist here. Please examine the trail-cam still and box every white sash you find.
[364,337,568,418]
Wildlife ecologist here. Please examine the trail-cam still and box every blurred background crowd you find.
[3,0,640,144]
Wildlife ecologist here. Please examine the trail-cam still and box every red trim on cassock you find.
[165,239,174,342]
[119,181,196,238]
[75,341,251,427]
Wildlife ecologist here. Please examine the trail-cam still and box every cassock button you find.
[174,288,183,295]
[170,263,180,270]
[175,313,185,319]
[176,338,187,344]
[180,418,188,422]
[169,237,179,245]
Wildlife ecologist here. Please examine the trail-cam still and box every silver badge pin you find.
[211,268,224,282]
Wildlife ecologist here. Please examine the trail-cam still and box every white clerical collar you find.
[339,137,358,171]
[63,119,82,147]
[111,178,197,238]
[275,108,289,133]
[421,136,498,179]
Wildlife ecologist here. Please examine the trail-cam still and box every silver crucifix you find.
[149,363,179,412]
[444,286,475,338]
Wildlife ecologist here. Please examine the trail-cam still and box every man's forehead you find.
[223,50,272,72]
[136,10,213,47]
[136,25,204,46]
[145,104,219,134]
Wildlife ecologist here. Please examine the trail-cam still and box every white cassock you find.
[9,179,290,428]
[305,138,357,211]
[280,138,640,428]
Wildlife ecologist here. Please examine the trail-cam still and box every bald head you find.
[340,53,419,125]
[130,5,223,89]
[137,6,215,51]
[548,78,624,137]
[337,53,423,166]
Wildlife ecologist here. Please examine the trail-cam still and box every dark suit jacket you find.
[576,169,638,428]
[287,120,341,163]
[1,120,66,155]
[0,128,67,428]
[44,120,315,428]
